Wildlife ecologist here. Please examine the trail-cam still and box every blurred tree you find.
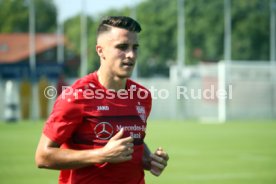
[185,0,224,64]
[135,0,270,76]
[137,0,177,77]
[0,0,57,33]
[135,0,224,75]
[60,0,271,77]
[64,15,98,74]
[232,0,270,61]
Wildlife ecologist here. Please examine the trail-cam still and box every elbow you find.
[36,163,46,169]
[36,161,47,169]
[35,155,47,169]
[35,134,60,169]
[35,151,51,169]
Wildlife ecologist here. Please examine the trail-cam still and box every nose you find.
[125,48,136,60]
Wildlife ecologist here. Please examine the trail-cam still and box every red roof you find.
[0,33,66,64]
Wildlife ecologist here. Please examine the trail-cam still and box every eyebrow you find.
[115,43,139,47]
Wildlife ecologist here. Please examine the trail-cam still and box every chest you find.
[72,98,149,146]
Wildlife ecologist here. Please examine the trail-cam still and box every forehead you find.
[98,27,138,44]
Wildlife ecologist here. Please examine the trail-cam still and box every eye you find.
[116,44,128,51]
[133,45,139,52]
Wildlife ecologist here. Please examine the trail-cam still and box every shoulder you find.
[127,78,152,100]
[128,78,149,91]
[70,72,97,90]
[57,72,97,103]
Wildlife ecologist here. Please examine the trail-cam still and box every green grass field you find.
[0,120,276,184]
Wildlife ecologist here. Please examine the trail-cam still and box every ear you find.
[96,45,105,60]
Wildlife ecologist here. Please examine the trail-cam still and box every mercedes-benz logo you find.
[94,122,114,140]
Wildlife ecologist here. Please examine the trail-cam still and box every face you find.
[96,27,139,79]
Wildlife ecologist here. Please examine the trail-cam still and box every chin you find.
[118,71,133,79]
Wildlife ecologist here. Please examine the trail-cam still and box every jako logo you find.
[97,106,109,111]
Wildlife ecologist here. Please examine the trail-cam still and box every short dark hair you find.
[97,16,142,38]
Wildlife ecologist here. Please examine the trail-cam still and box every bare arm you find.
[35,129,134,170]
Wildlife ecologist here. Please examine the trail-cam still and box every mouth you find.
[122,62,135,68]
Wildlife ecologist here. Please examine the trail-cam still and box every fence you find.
[0,61,275,121]
[139,61,276,121]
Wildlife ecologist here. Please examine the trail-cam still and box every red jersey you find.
[43,72,152,184]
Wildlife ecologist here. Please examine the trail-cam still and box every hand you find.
[149,147,169,176]
[101,129,134,163]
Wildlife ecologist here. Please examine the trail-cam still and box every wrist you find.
[91,148,107,164]
[143,155,152,170]
[143,144,152,170]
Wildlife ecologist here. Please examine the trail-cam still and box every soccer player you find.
[35,16,169,184]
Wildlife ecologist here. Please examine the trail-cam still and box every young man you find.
[35,16,169,184]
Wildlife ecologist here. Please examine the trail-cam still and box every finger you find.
[119,143,134,155]
[126,143,134,147]
[156,148,169,161]
[156,147,163,154]
[120,136,134,144]
[124,148,134,156]
[150,154,163,163]
[157,151,169,161]
[150,154,167,167]
[122,143,134,151]
[120,154,132,162]
[126,143,134,151]
[151,160,165,170]
[150,168,161,176]
[110,128,124,140]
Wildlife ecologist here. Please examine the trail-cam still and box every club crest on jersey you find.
[136,105,146,123]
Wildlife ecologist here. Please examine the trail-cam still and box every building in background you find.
[0,33,80,121]
[0,33,80,78]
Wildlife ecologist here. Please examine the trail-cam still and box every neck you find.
[97,67,127,91]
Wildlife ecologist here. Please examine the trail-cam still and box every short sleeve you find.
[43,96,83,145]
